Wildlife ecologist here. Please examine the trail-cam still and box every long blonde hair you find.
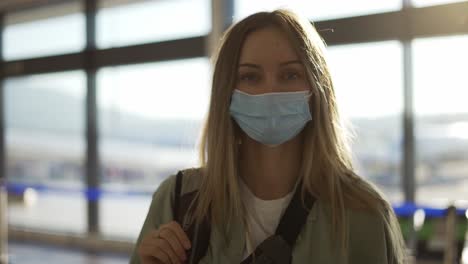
[195,9,406,262]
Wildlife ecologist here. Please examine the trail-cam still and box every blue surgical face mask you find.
[229,89,312,147]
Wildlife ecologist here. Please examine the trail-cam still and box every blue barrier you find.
[386,202,467,217]
[4,182,468,217]
[5,182,152,201]
[393,202,419,217]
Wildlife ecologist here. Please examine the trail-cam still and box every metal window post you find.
[0,11,8,264]
[207,0,234,57]
[402,0,417,255]
[85,0,99,235]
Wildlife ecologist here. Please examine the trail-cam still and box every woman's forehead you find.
[238,27,300,64]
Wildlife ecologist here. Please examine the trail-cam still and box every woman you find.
[131,9,407,264]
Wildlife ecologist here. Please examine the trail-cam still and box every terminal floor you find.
[6,240,468,264]
[8,240,129,264]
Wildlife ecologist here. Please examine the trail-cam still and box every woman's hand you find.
[138,221,192,264]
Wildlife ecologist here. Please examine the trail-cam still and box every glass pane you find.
[328,41,404,204]
[4,2,85,60]
[412,0,467,7]
[97,58,210,239]
[235,0,401,22]
[413,35,468,207]
[97,0,211,49]
[6,71,87,234]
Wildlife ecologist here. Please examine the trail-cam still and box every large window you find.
[97,0,211,49]
[1,0,466,253]
[235,0,401,22]
[327,41,404,204]
[97,58,210,239]
[413,35,468,207]
[5,71,87,233]
[3,1,85,61]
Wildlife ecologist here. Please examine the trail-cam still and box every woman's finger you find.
[139,229,178,264]
[154,237,181,264]
[139,243,167,264]
[165,221,192,250]
[158,228,187,261]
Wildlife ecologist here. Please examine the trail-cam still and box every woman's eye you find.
[238,73,259,82]
[283,71,301,80]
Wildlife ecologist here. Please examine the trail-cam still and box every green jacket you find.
[130,168,394,264]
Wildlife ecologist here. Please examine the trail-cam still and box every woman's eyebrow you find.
[279,60,302,66]
[238,63,261,69]
[238,60,302,68]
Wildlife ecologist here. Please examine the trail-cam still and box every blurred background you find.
[0,0,467,263]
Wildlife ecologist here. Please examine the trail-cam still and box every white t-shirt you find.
[240,179,295,260]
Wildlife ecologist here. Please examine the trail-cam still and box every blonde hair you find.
[195,9,406,262]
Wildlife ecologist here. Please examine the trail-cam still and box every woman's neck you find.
[239,134,303,200]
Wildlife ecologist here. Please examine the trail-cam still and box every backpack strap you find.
[275,183,315,246]
[173,171,183,220]
[241,181,316,264]
[173,171,211,264]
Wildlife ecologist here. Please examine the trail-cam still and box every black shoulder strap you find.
[173,171,211,264]
[275,183,315,246]
[173,171,183,220]
[241,182,316,264]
